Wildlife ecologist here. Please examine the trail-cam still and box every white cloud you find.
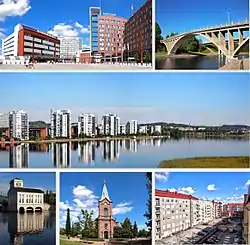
[178,186,195,195]
[168,188,177,192]
[0,28,5,39]
[244,180,250,189]
[48,22,90,38]
[207,184,217,191]
[60,185,133,227]
[0,0,31,21]
[155,172,169,183]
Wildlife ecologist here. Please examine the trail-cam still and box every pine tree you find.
[132,221,138,238]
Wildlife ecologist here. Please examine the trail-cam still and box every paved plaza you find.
[0,63,152,71]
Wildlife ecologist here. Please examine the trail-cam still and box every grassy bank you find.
[60,240,83,245]
[159,156,250,168]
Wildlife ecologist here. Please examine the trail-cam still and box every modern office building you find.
[155,189,222,240]
[0,112,9,128]
[2,24,60,62]
[59,37,82,60]
[102,114,120,136]
[9,110,29,140]
[98,14,127,60]
[50,109,71,138]
[89,7,101,55]
[78,113,96,137]
[124,0,152,60]
[126,120,138,134]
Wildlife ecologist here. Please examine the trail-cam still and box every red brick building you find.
[98,15,127,61]
[2,24,60,62]
[98,180,118,239]
[29,127,47,139]
[124,0,152,61]
[76,50,91,63]
[222,203,244,216]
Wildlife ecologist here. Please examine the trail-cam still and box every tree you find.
[121,217,133,238]
[138,229,147,238]
[71,221,81,237]
[155,22,163,52]
[65,208,71,238]
[144,173,152,235]
[113,226,123,238]
[143,51,152,63]
[134,53,139,63]
[78,209,95,238]
[132,221,138,238]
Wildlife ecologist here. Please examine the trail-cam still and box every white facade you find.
[102,114,120,136]
[51,142,71,167]
[51,109,71,138]
[2,24,19,56]
[9,110,29,140]
[78,113,96,137]
[0,112,9,128]
[126,120,138,134]
[8,178,44,212]
[151,125,162,134]
[139,125,148,134]
[120,124,126,135]
[59,37,82,60]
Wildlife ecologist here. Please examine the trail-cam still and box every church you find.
[98,180,118,239]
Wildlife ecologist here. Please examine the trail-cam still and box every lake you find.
[0,212,56,245]
[155,54,249,70]
[0,139,249,168]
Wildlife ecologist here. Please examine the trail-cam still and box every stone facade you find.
[98,180,117,239]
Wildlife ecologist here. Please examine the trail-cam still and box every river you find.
[155,54,249,69]
[0,139,248,168]
[0,212,55,245]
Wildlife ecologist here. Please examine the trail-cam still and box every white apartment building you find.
[0,112,9,128]
[155,190,220,240]
[102,114,120,136]
[78,113,96,137]
[9,110,29,140]
[126,120,138,134]
[120,124,126,135]
[139,125,148,134]
[8,178,44,213]
[50,109,71,138]
[59,37,82,60]
[151,125,162,134]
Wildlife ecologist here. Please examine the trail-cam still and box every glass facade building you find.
[89,7,101,54]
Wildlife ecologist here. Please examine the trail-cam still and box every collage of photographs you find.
[0,0,249,245]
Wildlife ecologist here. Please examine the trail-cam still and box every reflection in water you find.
[0,212,56,245]
[0,138,248,168]
[156,55,227,70]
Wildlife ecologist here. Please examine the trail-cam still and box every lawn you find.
[60,240,83,245]
[159,156,250,168]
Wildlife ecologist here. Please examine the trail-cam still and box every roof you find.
[223,203,244,207]
[100,180,111,202]
[14,187,44,194]
[155,189,199,200]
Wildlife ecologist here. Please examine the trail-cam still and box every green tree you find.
[144,173,152,235]
[132,221,138,238]
[113,226,123,238]
[134,53,139,63]
[155,22,163,52]
[71,221,81,237]
[78,209,95,238]
[65,208,71,238]
[143,51,152,63]
[138,229,147,237]
[121,217,133,238]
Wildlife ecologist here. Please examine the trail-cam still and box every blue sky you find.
[156,0,249,38]
[155,172,250,203]
[0,172,56,195]
[60,172,149,230]
[0,72,249,125]
[0,0,146,50]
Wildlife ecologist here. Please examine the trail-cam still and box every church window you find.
[104,207,108,216]
[105,223,108,229]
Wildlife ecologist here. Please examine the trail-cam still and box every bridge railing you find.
[165,20,249,40]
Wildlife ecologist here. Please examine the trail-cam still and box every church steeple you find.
[100,180,111,202]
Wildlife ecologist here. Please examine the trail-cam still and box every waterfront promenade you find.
[0,63,152,71]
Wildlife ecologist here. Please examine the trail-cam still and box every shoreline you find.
[156,52,218,58]
[0,135,248,145]
[159,156,250,168]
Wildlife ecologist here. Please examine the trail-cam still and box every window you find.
[104,208,108,216]
[105,223,108,229]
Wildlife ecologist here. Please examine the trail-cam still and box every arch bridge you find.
[161,21,249,59]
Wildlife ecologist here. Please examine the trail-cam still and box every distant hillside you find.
[0,195,8,203]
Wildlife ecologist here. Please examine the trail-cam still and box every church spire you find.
[100,180,111,201]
